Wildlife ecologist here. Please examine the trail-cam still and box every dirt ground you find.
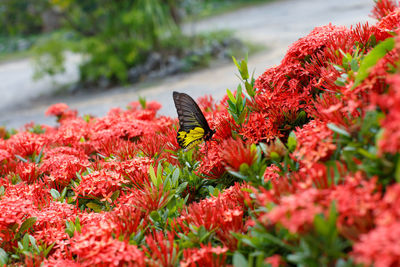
[0,0,374,128]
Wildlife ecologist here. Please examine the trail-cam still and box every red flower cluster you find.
[2,1,400,265]
[293,119,336,168]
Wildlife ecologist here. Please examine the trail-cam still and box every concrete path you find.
[0,0,374,128]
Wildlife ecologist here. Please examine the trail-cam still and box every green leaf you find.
[228,170,247,180]
[368,34,377,47]
[0,186,5,196]
[314,214,330,236]
[287,131,297,152]
[227,89,236,104]
[29,235,40,253]
[172,168,180,184]
[350,58,359,72]
[149,165,158,186]
[35,146,45,164]
[328,201,338,226]
[239,163,250,173]
[232,55,249,80]
[375,128,385,147]
[327,123,351,138]
[157,163,163,186]
[333,64,344,72]
[236,85,243,103]
[18,217,37,236]
[22,233,30,250]
[270,151,281,161]
[334,79,346,87]
[60,187,67,200]
[138,96,146,109]
[50,188,61,199]
[86,202,102,212]
[83,114,91,123]
[233,252,248,267]
[75,217,81,233]
[239,59,249,80]
[357,148,378,160]
[0,248,8,265]
[65,221,75,237]
[15,154,28,163]
[176,182,188,194]
[245,81,255,98]
[43,242,56,257]
[395,156,400,183]
[111,190,120,201]
[258,142,268,155]
[149,210,160,222]
[353,37,394,88]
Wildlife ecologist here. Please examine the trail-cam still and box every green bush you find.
[33,0,183,85]
[0,0,48,37]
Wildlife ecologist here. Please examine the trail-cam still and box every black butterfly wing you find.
[173,91,212,132]
[173,91,213,149]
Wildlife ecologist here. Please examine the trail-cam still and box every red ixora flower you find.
[143,231,179,267]
[176,183,246,250]
[197,141,225,179]
[73,170,124,202]
[0,196,36,251]
[15,161,40,184]
[45,103,70,117]
[101,157,153,189]
[293,120,336,168]
[110,204,146,241]
[353,222,400,267]
[239,112,276,143]
[265,255,285,267]
[45,103,78,121]
[40,151,89,189]
[121,183,170,214]
[70,219,145,267]
[371,0,399,20]
[376,74,400,154]
[374,183,400,227]
[180,244,228,267]
[197,94,218,113]
[221,137,257,172]
[263,187,325,234]
[7,132,47,158]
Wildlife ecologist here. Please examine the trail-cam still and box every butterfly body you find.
[173,91,215,149]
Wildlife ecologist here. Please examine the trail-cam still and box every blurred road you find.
[0,0,374,128]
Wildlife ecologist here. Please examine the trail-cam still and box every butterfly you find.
[173,91,215,150]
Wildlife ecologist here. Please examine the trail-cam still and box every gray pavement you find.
[0,0,374,129]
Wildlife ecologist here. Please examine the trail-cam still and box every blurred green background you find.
[0,0,269,89]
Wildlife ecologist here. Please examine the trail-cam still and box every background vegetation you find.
[0,0,270,88]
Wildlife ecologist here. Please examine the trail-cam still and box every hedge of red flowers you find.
[2,0,400,266]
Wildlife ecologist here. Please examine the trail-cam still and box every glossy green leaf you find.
[18,217,37,236]
[0,248,8,265]
[327,123,351,138]
[353,37,394,88]
[227,89,236,103]
[233,252,248,267]
[86,202,102,212]
[50,188,61,199]
[149,165,158,186]
[287,131,297,152]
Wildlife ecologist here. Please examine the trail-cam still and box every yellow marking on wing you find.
[185,139,203,150]
[177,127,205,148]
